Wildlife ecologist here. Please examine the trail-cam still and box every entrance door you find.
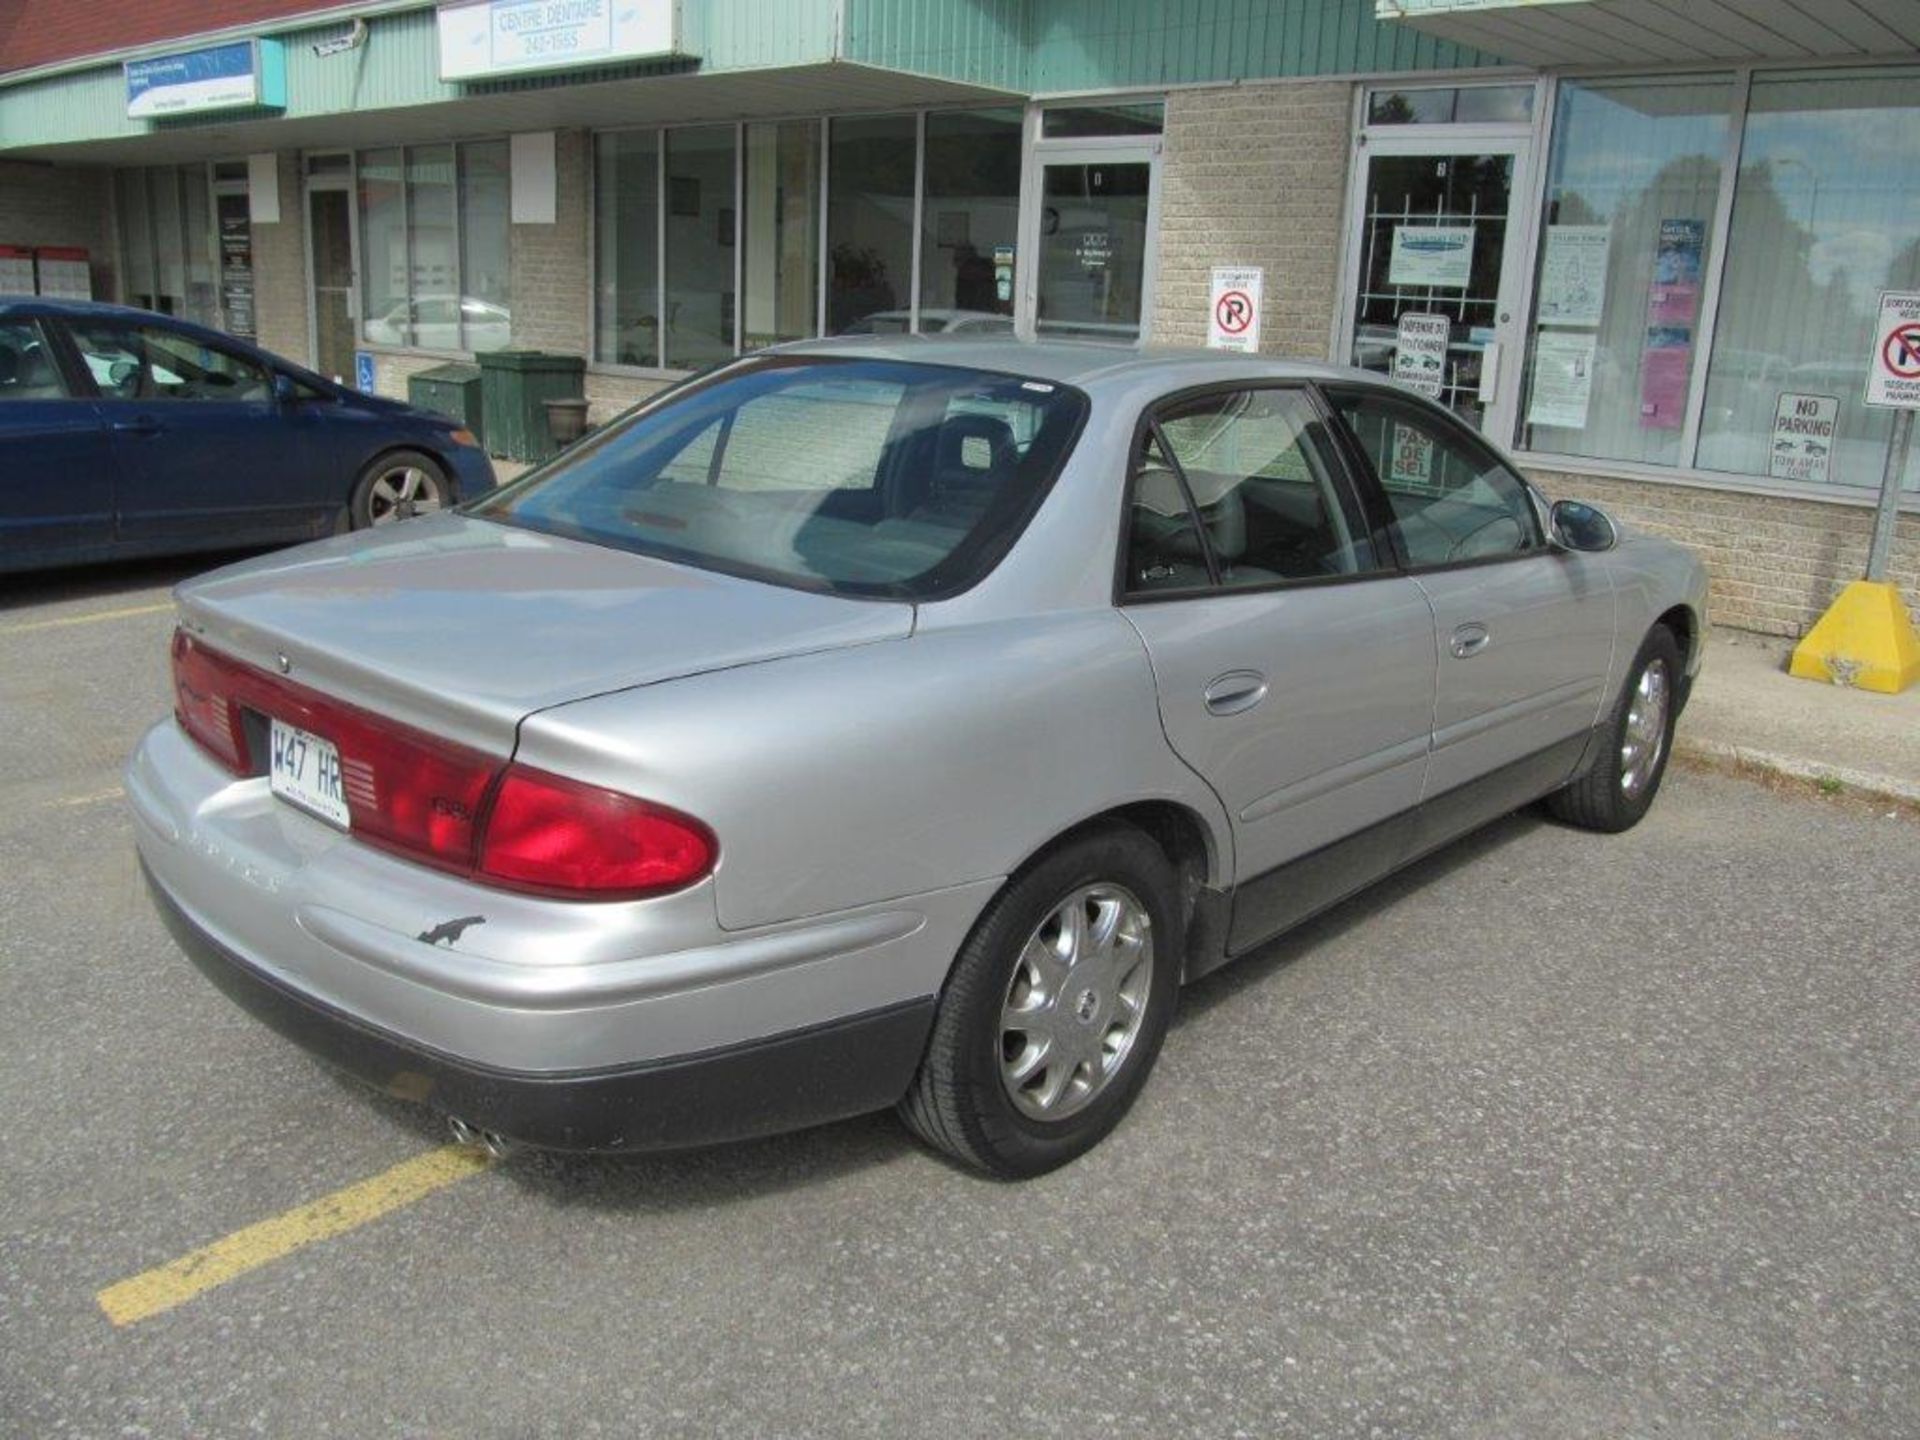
[306,175,357,384]
[1024,145,1159,340]
[1341,138,1531,436]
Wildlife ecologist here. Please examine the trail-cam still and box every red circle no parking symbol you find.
[1883,323,1920,379]
[1215,290,1253,335]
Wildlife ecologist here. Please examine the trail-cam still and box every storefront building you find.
[2,0,1916,637]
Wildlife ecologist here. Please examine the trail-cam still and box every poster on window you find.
[1527,330,1598,430]
[1537,225,1610,326]
[1388,225,1475,289]
[1639,326,1692,430]
[1388,423,1437,489]
[1391,313,1449,398]
[1647,218,1704,326]
[1768,392,1838,484]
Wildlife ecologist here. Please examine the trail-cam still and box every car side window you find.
[0,320,68,401]
[68,322,271,403]
[1125,387,1377,595]
[1330,388,1542,567]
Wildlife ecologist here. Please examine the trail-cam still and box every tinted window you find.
[69,322,270,402]
[1126,388,1376,594]
[0,321,67,400]
[472,357,1086,599]
[1331,389,1542,567]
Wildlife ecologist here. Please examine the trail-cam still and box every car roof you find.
[0,295,167,323]
[774,333,1364,390]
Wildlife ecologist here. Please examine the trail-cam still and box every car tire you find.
[898,824,1182,1179]
[349,449,451,529]
[1547,625,1684,834]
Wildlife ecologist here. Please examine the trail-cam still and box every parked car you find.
[840,308,1016,336]
[130,338,1707,1178]
[0,298,496,574]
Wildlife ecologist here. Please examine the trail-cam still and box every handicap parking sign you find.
[354,350,376,395]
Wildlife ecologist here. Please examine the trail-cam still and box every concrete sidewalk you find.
[1681,625,1920,805]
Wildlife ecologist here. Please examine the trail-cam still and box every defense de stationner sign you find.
[1865,290,1920,410]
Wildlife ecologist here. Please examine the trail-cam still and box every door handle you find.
[1450,622,1491,659]
[110,416,163,437]
[1203,670,1268,716]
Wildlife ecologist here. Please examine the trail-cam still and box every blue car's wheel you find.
[351,449,449,528]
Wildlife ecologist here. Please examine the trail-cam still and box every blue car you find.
[0,298,496,575]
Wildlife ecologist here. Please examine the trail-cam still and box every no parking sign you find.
[1207,267,1263,353]
[1865,290,1920,409]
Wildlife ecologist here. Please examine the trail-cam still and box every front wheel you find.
[350,449,450,529]
[898,825,1182,1178]
[1547,625,1683,833]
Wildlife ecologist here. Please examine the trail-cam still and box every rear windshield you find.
[470,356,1088,600]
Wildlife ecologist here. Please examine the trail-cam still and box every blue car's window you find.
[472,357,1088,600]
[0,321,67,401]
[68,322,271,403]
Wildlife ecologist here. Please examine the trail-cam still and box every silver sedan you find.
[131,339,1708,1178]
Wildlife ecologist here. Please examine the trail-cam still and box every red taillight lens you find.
[172,629,249,772]
[477,765,717,900]
[168,630,716,901]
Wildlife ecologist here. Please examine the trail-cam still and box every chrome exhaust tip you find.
[447,1115,513,1159]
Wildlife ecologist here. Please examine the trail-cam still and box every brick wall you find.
[584,370,668,426]
[509,130,590,355]
[251,152,309,368]
[0,159,115,300]
[1150,80,1352,357]
[1527,468,1920,637]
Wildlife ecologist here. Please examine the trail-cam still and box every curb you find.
[1675,735,1920,808]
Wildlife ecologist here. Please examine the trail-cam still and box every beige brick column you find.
[508,129,590,355]
[1150,80,1354,360]
[253,152,310,368]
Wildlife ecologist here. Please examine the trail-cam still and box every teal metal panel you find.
[842,0,1494,91]
[1,0,839,153]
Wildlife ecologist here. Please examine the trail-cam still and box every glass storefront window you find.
[1041,103,1164,138]
[741,119,819,350]
[458,141,511,353]
[594,131,660,366]
[116,167,220,326]
[664,125,737,370]
[1519,75,1733,465]
[1697,69,1920,491]
[919,109,1022,329]
[828,114,915,334]
[1368,86,1535,126]
[358,142,512,353]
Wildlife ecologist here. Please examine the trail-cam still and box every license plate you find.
[268,718,351,830]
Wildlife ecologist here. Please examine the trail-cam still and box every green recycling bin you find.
[407,363,485,445]
[475,349,588,463]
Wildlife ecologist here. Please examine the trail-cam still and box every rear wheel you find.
[350,450,449,529]
[1548,625,1683,833]
[899,825,1182,1178]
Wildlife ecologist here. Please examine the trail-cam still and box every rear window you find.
[470,356,1088,599]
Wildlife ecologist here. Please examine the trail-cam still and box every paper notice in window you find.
[1538,226,1610,327]
[1527,330,1597,430]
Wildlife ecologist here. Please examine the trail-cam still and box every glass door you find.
[1023,144,1159,340]
[305,161,358,383]
[1342,138,1531,435]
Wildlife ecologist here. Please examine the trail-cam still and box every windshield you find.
[470,356,1088,599]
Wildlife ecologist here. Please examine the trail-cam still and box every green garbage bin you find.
[475,350,587,463]
[407,363,485,445]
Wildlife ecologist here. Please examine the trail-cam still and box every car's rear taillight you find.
[477,765,717,900]
[168,629,716,901]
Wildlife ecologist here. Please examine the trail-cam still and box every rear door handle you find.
[1203,670,1268,716]
[110,416,163,437]
[1450,622,1491,659]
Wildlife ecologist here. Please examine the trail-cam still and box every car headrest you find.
[935,413,1018,490]
[1132,462,1246,563]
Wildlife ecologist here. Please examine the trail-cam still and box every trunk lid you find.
[175,514,912,753]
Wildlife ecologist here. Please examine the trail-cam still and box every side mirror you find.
[1550,498,1618,553]
[272,373,299,404]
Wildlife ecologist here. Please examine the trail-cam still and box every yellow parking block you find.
[1790,580,1920,694]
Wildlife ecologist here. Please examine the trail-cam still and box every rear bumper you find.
[145,858,935,1152]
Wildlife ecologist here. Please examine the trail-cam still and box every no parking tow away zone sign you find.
[1207,267,1263,353]
[1866,290,1920,409]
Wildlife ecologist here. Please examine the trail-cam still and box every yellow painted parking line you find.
[97,1144,493,1327]
[0,601,173,636]
[55,786,125,808]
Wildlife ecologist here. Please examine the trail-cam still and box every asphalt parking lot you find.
[2,555,1915,1439]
